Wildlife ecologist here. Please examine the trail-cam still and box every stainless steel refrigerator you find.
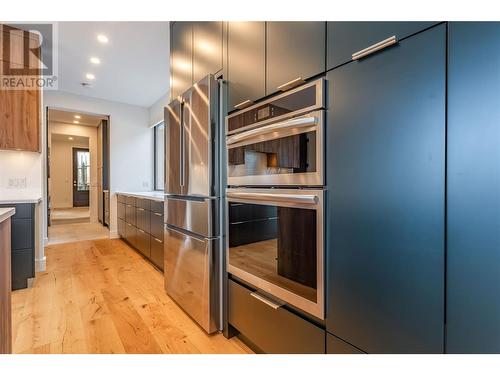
[163,74,221,333]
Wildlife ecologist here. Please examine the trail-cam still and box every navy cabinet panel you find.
[327,333,364,354]
[11,249,33,290]
[446,22,500,354]
[227,22,265,111]
[193,21,223,82]
[327,22,438,70]
[326,25,445,353]
[171,22,193,98]
[11,218,33,250]
[266,22,325,95]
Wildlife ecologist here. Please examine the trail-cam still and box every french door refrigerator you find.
[164,74,221,333]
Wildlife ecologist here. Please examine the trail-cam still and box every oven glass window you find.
[228,131,317,178]
[228,202,317,302]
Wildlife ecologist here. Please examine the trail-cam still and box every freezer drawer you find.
[164,226,219,333]
[166,197,218,237]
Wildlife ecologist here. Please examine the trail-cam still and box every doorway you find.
[46,108,110,244]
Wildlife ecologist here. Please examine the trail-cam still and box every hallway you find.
[11,239,251,354]
[48,222,109,245]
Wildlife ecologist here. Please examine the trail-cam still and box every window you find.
[154,122,165,191]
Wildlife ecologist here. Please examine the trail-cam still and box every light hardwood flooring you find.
[48,222,109,245]
[11,238,252,354]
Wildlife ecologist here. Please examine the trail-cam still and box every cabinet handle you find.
[277,77,304,91]
[234,99,253,110]
[153,212,162,217]
[137,208,145,211]
[250,292,283,310]
[127,223,132,227]
[352,35,398,61]
[138,229,145,234]
[153,237,163,243]
[126,204,132,208]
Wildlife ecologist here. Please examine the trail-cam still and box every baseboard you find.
[43,236,49,246]
[35,255,46,272]
[109,230,119,239]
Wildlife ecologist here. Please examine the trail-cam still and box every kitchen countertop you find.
[115,191,164,202]
[0,208,15,223]
[0,192,42,204]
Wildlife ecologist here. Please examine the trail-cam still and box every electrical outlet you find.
[7,177,27,189]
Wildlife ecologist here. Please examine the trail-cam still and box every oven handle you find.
[227,191,319,205]
[226,116,317,145]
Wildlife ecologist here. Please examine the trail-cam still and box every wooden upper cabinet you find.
[266,22,325,95]
[193,22,223,83]
[227,22,265,112]
[0,25,41,152]
[170,22,193,99]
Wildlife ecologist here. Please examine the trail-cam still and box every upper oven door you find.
[226,78,325,187]
[226,110,324,187]
[226,188,324,319]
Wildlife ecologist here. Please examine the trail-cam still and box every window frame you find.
[153,121,165,191]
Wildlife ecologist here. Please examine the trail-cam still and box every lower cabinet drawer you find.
[118,218,126,238]
[117,194,126,203]
[150,235,164,271]
[125,204,136,226]
[117,202,126,220]
[125,223,137,248]
[11,248,34,290]
[136,207,150,232]
[150,211,164,240]
[228,279,325,353]
[136,229,150,258]
[327,333,365,354]
[150,200,163,214]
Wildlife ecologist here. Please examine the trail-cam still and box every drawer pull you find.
[352,35,398,61]
[153,237,163,243]
[127,223,132,227]
[137,208,145,211]
[138,229,145,234]
[277,77,304,91]
[126,204,132,208]
[250,292,283,310]
[153,212,162,217]
[234,99,253,110]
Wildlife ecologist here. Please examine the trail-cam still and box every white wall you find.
[50,137,90,207]
[43,90,153,240]
[148,91,169,127]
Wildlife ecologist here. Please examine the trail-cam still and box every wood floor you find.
[11,238,252,354]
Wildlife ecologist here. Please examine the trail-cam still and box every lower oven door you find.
[226,188,324,319]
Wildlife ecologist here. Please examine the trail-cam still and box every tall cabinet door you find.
[171,22,193,99]
[165,99,182,195]
[193,22,223,82]
[266,22,325,95]
[326,24,445,353]
[227,22,265,111]
[447,22,500,354]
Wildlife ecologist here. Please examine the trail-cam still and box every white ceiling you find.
[51,133,89,145]
[55,22,170,107]
[49,108,106,127]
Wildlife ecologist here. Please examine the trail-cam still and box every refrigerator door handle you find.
[180,101,185,188]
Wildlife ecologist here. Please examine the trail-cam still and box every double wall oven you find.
[226,79,326,319]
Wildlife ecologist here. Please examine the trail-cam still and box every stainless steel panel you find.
[181,75,219,197]
[166,196,217,238]
[165,98,183,195]
[164,226,220,333]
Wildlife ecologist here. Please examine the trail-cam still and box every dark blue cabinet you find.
[327,22,438,70]
[326,24,445,353]
[446,22,500,354]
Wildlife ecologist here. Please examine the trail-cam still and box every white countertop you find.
[115,191,164,202]
[0,207,15,223]
[0,192,42,204]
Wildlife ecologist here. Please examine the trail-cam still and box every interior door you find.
[326,24,445,353]
[182,75,217,197]
[165,99,182,195]
[72,147,90,207]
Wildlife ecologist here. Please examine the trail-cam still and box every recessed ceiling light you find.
[86,73,95,80]
[73,120,79,124]
[97,34,108,43]
[90,57,100,64]
[74,115,81,119]
[68,137,73,140]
